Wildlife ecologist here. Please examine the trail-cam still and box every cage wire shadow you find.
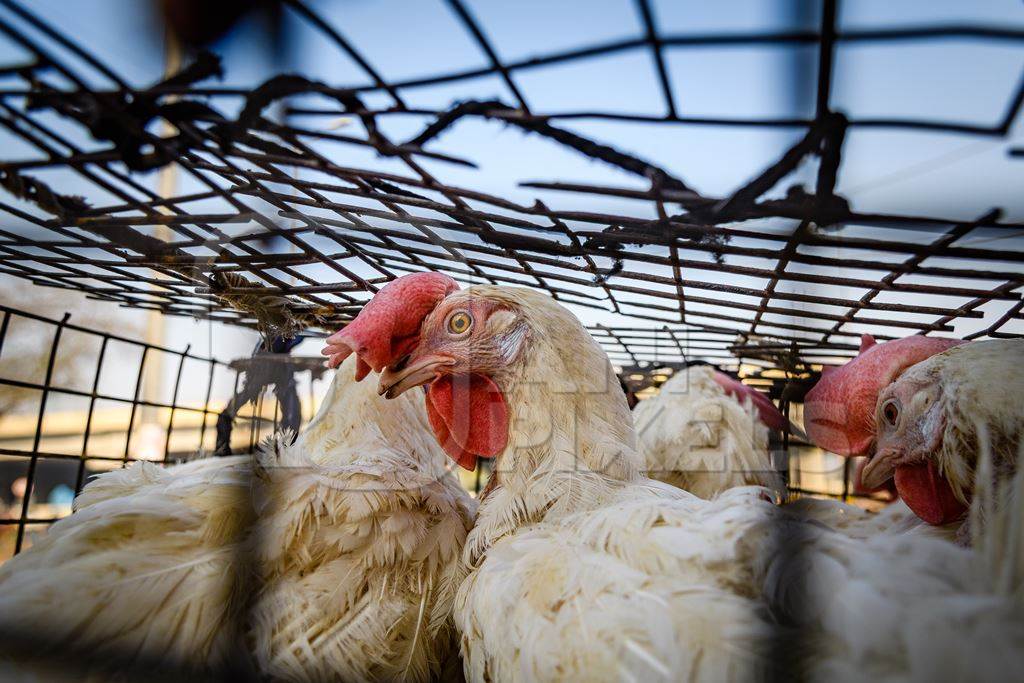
[0,0,1020,677]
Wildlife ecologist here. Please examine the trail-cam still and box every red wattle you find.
[894,462,967,526]
[426,399,478,471]
[426,374,509,471]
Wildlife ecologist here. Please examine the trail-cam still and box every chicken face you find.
[855,361,967,525]
[321,272,460,378]
[804,334,962,456]
[377,291,530,471]
[321,273,532,471]
[860,376,943,490]
[377,295,525,398]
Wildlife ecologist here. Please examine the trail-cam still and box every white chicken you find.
[327,271,1024,682]
[757,437,1024,682]
[633,364,784,499]
[323,274,783,681]
[0,355,475,681]
[806,336,1024,529]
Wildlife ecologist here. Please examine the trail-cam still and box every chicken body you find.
[761,518,1023,681]
[0,356,475,681]
[447,289,1024,682]
[329,273,1024,682]
[634,365,783,499]
[0,454,251,673]
[453,294,776,681]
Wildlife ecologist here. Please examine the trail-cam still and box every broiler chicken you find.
[327,272,1024,682]
[757,435,1024,683]
[806,335,1024,529]
[0,355,475,681]
[324,274,784,681]
[633,364,784,499]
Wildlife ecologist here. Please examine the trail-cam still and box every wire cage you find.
[0,302,334,561]
[0,0,1022,674]
[0,0,1021,539]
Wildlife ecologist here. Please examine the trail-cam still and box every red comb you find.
[324,272,459,380]
[804,334,962,456]
[712,371,788,432]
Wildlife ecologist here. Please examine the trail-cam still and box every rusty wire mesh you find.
[0,302,333,561]
[0,0,1017,386]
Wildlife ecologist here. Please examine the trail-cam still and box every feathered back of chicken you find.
[634,365,783,499]
[0,353,471,681]
[0,456,253,673]
[246,354,476,682]
[275,354,450,476]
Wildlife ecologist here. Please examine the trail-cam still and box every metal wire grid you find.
[0,296,854,565]
[0,5,1011,674]
[0,302,310,560]
[0,0,1017,376]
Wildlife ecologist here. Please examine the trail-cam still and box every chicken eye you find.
[881,399,900,428]
[446,311,473,336]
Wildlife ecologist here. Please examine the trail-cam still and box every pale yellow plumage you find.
[756,439,1024,682]
[634,365,783,499]
[448,286,1024,682]
[451,287,779,682]
[0,355,475,681]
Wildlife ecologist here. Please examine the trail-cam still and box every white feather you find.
[451,287,1024,683]
[0,356,475,681]
[634,366,783,500]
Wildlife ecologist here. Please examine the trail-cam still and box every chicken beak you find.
[378,355,454,399]
[859,449,899,491]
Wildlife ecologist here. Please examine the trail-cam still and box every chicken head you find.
[804,334,962,456]
[859,369,966,525]
[377,290,530,470]
[322,272,527,471]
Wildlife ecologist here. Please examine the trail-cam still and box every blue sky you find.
[1,0,1022,385]
[6,0,1022,205]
